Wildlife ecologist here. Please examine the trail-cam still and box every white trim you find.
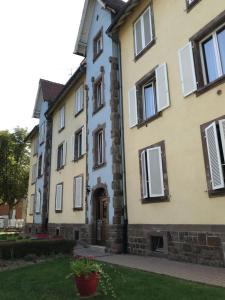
[141,151,148,199]
[128,86,138,128]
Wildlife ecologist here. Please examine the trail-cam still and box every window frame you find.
[133,4,155,60]
[38,154,43,178]
[186,0,201,12]
[74,128,83,161]
[75,84,84,116]
[139,141,169,203]
[93,125,106,170]
[200,115,225,197]
[93,72,104,114]
[57,142,65,170]
[93,28,103,62]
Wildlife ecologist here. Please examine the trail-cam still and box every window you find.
[201,117,225,196]
[201,26,225,84]
[39,122,45,144]
[93,76,104,113]
[57,142,66,170]
[74,126,86,161]
[29,194,35,215]
[75,85,84,115]
[73,176,83,209]
[58,106,65,131]
[93,28,103,61]
[140,141,169,202]
[93,127,105,168]
[179,13,225,96]
[35,190,41,214]
[128,64,170,127]
[134,6,153,57]
[31,163,37,184]
[38,154,43,178]
[55,183,63,211]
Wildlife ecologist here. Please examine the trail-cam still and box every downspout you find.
[117,39,129,254]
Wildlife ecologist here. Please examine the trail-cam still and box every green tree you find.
[0,127,30,216]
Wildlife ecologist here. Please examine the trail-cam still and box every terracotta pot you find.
[75,272,99,297]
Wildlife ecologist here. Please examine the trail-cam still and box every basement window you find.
[74,230,80,241]
[151,236,164,253]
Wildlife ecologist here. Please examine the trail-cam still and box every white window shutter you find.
[219,119,225,160]
[147,147,165,197]
[156,63,170,112]
[82,125,86,155]
[63,141,67,166]
[71,134,75,161]
[141,151,148,198]
[74,176,83,208]
[128,86,138,128]
[41,154,44,175]
[55,184,63,211]
[80,85,84,110]
[36,191,41,213]
[178,42,197,97]
[205,122,224,190]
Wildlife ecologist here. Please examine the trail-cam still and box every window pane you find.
[202,37,219,83]
[143,9,152,46]
[144,84,156,119]
[217,28,225,74]
[135,19,143,54]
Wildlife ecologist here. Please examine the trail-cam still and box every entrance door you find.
[96,196,108,245]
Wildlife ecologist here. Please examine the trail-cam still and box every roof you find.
[39,79,64,102]
[107,0,140,37]
[32,79,64,118]
[74,0,125,56]
[25,125,39,142]
[46,60,86,117]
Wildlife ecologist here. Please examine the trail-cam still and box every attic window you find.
[93,28,103,62]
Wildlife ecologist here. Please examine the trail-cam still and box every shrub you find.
[0,239,75,259]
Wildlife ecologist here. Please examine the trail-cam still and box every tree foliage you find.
[0,127,30,209]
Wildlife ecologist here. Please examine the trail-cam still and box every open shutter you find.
[128,86,138,128]
[55,184,63,211]
[80,85,84,110]
[141,151,148,198]
[219,119,225,160]
[178,42,197,97]
[82,125,86,155]
[205,122,224,190]
[71,134,75,161]
[74,176,83,208]
[156,63,170,112]
[63,141,67,166]
[41,154,44,175]
[147,147,165,197]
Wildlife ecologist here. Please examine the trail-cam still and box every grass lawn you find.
[0,257,225,300]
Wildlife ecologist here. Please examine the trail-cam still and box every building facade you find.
[47,65,87,240]
[108,0,225,266]
[74,0,125,252]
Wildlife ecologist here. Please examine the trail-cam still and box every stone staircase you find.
[73,242,111,258]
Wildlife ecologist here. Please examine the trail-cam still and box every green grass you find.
[0,257,225,300]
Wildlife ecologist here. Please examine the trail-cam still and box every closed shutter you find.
[141,151,148,198]
[71,134,75,161]
[156,63,170,112]
[147,147,165,197]
[82,125,86,155]
[128,86,138,128]
[219,119,225,160]
[63,141,67,166]
[55,184,63,211]
[36,191,41,213]
[178,42,197,97]
[74,176,83,208]
[205,122,224,190]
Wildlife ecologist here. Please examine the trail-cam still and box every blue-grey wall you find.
[86,1,116,224]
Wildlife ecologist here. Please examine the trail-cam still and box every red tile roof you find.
[39,79,64,102]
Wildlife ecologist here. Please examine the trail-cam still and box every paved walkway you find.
[74,245,225,288]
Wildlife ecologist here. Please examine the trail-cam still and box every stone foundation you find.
[24,223,42,234]
[128,224,225,267]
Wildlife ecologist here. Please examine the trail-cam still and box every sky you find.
[0,0,85,132]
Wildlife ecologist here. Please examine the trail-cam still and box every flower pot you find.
[75,272,99,297]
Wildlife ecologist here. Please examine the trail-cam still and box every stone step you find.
[73,243,110,258]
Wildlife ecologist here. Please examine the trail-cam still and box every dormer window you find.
[93,28,103,62]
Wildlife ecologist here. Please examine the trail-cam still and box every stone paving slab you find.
[96,255,225,288]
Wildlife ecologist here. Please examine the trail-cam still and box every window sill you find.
[31,181,36,185]
[93,103,105,116]
[186,0,201,13]
[74,154,85,162]
[93,49,103,63]
[141,196,169,204]
[75,109,84,118]
[137,112,162,129]
[73,207,83,211]
[57,166,64,172]
[55,210,62,213]
[134,38,156,62]
[93,162,106,171]
[196,75,225,97]
[58,127,65,134]
[37,175,43,179]
[208,188,225,198]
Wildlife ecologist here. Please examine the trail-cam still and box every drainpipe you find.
[117,39,128,254]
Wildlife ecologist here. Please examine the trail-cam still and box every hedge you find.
[0,239,76,259]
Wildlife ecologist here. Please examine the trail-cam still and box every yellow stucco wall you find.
[119,0,225,224]
[48,75,86,224]
[26,135,38,224]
